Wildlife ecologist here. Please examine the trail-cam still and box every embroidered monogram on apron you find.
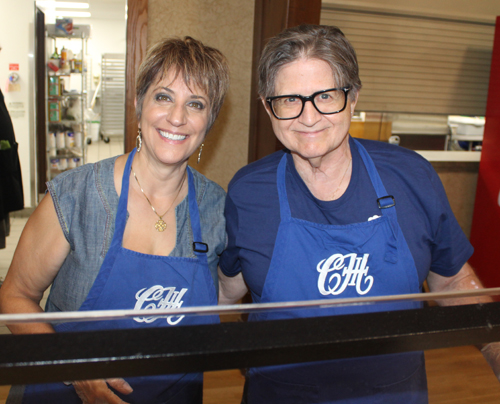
[246,139,428,404]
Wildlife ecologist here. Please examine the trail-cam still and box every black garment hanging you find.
[0,89,24,248]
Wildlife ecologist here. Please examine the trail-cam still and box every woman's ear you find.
[261,97,273,119]
[350,91,359,116]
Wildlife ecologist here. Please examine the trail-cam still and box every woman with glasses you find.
[218,24,499,403]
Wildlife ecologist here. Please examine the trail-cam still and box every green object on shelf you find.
[0,140,11,150]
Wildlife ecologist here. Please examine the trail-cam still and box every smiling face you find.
[265,58,357,166]
[137,69,210,168]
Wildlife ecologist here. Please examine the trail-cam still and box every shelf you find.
[48,121,84,126]
[48,71,84,76]
[46,26,88,181]
[48,153,84,159]
[415,150,481,162]
[48,94,84,100]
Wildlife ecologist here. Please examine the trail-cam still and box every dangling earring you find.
[197,143,204,164]
[136,128,142,152]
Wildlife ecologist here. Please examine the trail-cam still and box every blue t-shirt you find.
[219,137,473,303]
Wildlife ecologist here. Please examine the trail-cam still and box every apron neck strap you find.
[113,148,136,240]
[186,168,208,258]
[352,138,389,199]
[352,138,398,217]
[276,155,292,221]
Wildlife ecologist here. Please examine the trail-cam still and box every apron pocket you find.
[158,372,203,404]
[248,368,319,404]
[372,361,428,404]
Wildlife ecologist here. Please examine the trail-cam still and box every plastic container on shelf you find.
[48,131,57,148]
[65,131,75,148]
[58,158,68,171]
[448,116,485,136]
[48,101,61,122]
[56,131,66,149]
[48,76,60,96]
[89,121,100,142]
[50,159,60,170]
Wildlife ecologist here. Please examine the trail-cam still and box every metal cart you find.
[99,53,125,143]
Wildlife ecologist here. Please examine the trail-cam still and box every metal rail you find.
[1,287,499,325]
[1,302,500,385]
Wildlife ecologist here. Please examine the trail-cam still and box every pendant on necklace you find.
[155,219,167,232]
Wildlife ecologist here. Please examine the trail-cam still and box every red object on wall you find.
[469,16,500,296]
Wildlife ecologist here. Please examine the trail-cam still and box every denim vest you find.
[45,156,226,312]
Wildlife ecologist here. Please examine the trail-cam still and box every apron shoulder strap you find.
[112,149,136,246]
[352,138,398,220]
[187,168,209,260]
[276,154,292,221]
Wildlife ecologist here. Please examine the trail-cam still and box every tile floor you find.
[85,135,124,164]
[0,137,124,334]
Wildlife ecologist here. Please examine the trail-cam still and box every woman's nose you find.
[167,103,187,126]
[298,100,322,126]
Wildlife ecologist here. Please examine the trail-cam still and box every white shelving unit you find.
[45,24,90,180]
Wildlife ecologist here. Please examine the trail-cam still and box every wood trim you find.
[35,7,46,195]
[125,0,148,153]
[248,0,322,163]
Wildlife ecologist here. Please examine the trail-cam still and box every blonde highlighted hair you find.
[136,36,230,131]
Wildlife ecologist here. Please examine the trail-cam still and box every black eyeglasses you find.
[266,87,351,120]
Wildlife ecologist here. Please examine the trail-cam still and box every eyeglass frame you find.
[265,87,351,120]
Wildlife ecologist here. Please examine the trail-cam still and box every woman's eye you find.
[316,92,337,104]
[188,101,205,110]
[155,93,171,102]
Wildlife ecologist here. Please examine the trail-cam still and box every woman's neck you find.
[132,152,188,198]
[292,140,352,201]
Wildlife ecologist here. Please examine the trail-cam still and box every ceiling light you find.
[36,1,89,9]
[54,11,91,17]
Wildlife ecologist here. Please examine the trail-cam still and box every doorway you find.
[34,0,127,195]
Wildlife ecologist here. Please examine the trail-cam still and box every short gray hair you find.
[258,24,362,100]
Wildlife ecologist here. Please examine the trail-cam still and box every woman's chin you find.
[291,147,335,162]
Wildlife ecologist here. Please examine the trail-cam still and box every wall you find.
[0,0,35,207]
[321,0,500,23]
[433,163,479,238]
[148,0,254,190]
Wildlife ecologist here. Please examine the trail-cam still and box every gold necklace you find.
[132,167,187,232]
[331,157,352,199]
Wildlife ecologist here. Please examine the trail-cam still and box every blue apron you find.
[246,139,428,404]
[22,149,218,404]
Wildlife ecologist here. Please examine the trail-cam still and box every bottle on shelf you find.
[60,47,67,61]
[48,47,60,71]
[60,46,70,74]
[50,47,60,60]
